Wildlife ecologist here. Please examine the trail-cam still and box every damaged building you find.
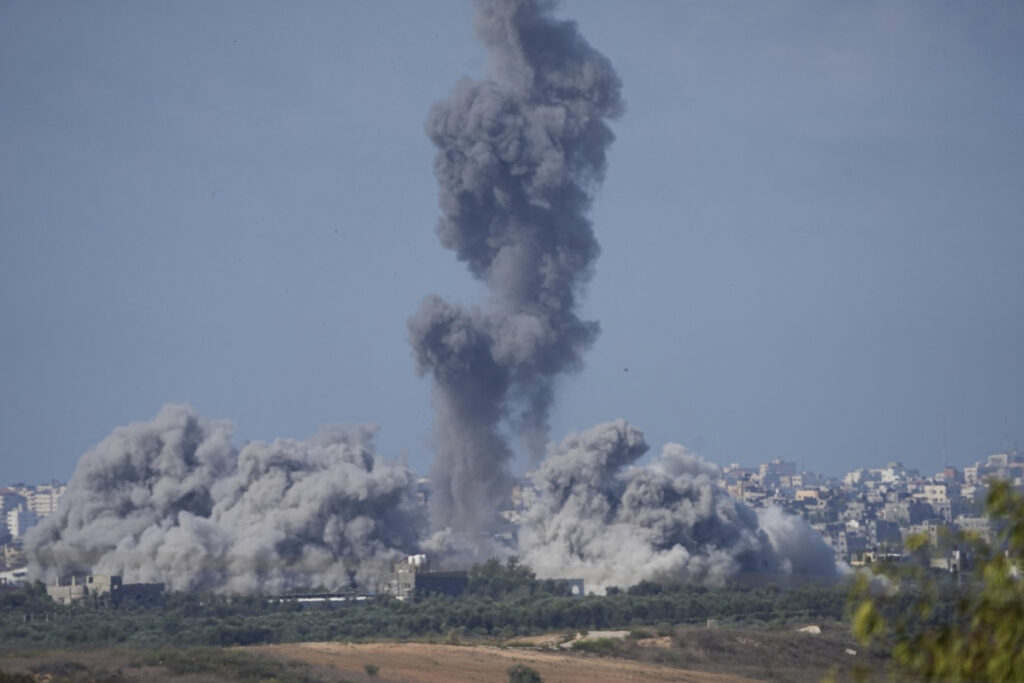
[381,554,468,599]
[46,574,164,607]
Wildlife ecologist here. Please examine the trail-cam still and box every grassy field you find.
[0,621,883,682]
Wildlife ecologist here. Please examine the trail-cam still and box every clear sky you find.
[2,0,1022,484]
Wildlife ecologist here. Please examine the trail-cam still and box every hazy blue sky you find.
[2,0,1022,484]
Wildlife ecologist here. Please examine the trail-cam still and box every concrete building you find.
[0,488,26,514]
[2,544,22,568]
[759,458,797,489]
[381,555,469,599]
[46,574,164,607]
[878,499,929,525]
[27,484,65,517]
[0,567,28,586]
[48,574,119,604]
[413,570,470,597]
[987,453,1010,469]
[843,469,865,487]
[954,515,995,543]
[5,506,39,539]
[868,519,902,548]
[906,521,950,548]
[919,483,951,506]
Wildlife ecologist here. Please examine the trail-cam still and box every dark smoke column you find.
[409,0,623,538]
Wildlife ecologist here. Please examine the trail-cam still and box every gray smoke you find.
[517,421,840,592]
[755,505,840,577]
[409,0,623,538]
[25,2,843,595]
[25,404,425,593]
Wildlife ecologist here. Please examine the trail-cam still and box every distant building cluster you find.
[719,451,1023,570]
[0,481,66,574]
[0,482,64,539]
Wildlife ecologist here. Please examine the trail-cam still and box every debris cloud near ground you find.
[27,408,840,592]
[517,420,840,592]
[25,404,425,593]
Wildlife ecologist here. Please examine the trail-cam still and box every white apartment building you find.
[5,506,39,539]
[0,488,26,514]
[920,483,950,506]
[27,484,65,517]
[843,469,865,486]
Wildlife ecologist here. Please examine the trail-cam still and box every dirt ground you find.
[0,624,880,681]
[255,641,758,682]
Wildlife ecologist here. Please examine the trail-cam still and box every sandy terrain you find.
[255,641,759,682]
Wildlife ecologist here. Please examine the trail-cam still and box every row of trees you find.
[0,575,846,649]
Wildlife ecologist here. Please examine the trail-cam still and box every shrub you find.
[507,663,543,682]
[571,638,620,655]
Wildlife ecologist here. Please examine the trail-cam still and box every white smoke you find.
[756,505,842,577]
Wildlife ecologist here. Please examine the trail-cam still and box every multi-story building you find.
[919,483,950,506]
[5,506,38,539]
[27,484,65,517]
[759,458,797,490]
[46,574,164,606]
[380,555,469,599]
[953,515,995,543]
[0,488,26,517]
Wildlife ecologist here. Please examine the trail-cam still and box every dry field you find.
[257,640,757,682]
[0,624,880,681]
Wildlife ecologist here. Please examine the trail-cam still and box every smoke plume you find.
[517,420,840,592]
[25,404,425,593]
[409,0,623,538]
[26,2,844,596]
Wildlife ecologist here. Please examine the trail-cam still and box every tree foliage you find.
[0,559,846,650]
[850,480,1024,680]
[507,663,543,683]
[467,555,577,599]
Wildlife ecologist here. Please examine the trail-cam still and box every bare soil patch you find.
[257,641,756,682]
[0,623,884,682]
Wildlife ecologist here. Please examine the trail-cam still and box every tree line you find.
[0,560,846,649]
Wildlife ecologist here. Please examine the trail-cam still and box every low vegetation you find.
[0,570,847,651]
[0,554,893,682]
[0,646,323,683]
[507,663,543,682]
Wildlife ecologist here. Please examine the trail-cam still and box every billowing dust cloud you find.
[517,421,838,592]
[25,404,425,593]
[27,0,842,593]
[408,0,623,537]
